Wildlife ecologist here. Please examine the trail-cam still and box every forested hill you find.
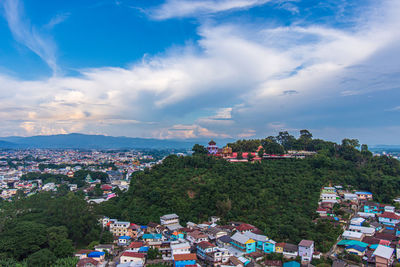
[99,134,400,251]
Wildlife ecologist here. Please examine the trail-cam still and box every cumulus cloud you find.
[151,0,270,19]
[0,0,399,142]
[154,124,231,139]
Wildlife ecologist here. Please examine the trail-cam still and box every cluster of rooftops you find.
[87,213,318,267]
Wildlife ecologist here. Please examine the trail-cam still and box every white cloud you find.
[0,0,399,141]
[153,124,231,139]
[238,129,256,138]
[151,0,270,20]
[2,0,58,74]
[44,12,70,30]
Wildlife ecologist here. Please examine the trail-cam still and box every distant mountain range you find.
[0,133,203,150]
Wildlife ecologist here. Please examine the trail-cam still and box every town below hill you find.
[1,130,400,266]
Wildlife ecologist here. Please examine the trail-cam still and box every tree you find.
[27,249,56,267]
[247,153,254,162]
[47,226,74,258]
[276,131,297,150]
[0,221,47,260]
[300,129,313,139]
[237,152,243,159]
[342,138,360,148]
[192,144,208,155]
[258,148,264,158]
[261,138,284,155]
[94,184,103,197]
[147,248,161,260]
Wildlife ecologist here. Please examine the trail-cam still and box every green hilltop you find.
[99,131,400,252]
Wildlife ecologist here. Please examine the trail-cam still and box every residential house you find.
[95,244,114,254]
[142,233,162,242]
[350,217,365,226]
[147,222,160,233]
[128,242,144,252]
[320,193,339,203]
[378,212,400,226]
[127,224,141,238]
[205,227,228,240]
[298,240,314,262]
[385,206,396,213]
[87,251,105,262]
[170,231,185,241]
[348,225,375,236]
[77,258,100,267]
[171,241,191,255]
[364,201,382,214]
[235,223,256,234]
[186,230,208,244]
[216,235,232,248]
[355,191,373,200]
[119,252,146,265]
[229,256,244,267]
[357,212,376,219]
[230,232,256,254]
[196,241,230,265]
[282,243,298,259]
[342,230,364,241]
[343,193,358,201]
[110,221,130,236]
[160,214,182,231]
[118,236,131,246]
[322,187,336,193]
[75,250,94,259]
[345,245,367,256]
[275,243,284,253]
[243,231,276,253]
[173,253,197,267]
[373,245,394,267]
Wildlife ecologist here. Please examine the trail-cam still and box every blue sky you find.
[0,0,399,145]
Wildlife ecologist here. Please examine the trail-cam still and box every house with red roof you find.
[378,212,400,226]
[186,230,208,244]
[235,223,256,233]
[76,257,100,267]
[173,253,197,267]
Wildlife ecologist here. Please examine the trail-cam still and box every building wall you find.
[298,245,314,261]
[263,242,275,253]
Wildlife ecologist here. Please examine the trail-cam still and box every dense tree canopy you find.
[98,134,400,252]
[0,192,103,264]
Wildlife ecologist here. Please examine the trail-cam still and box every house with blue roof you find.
[283,261,300,267]
[87,251,105,261]
[118,235,131,246]
[142,233,162,242]
[138,246,149,253]
[346,245,367,256]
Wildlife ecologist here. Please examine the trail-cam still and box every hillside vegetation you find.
[99,132,400,252]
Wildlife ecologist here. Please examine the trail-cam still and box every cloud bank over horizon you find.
[0,0,399,144]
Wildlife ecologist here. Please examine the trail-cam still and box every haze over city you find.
[0,0,399,144]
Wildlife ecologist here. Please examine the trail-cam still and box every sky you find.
[0,0,399,145]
